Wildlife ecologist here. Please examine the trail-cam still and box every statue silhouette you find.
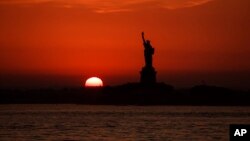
[142,32,154,67]
[140,32,157,84]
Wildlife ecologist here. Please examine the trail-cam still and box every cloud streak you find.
[0,0,214,13]
[160,0,214,9]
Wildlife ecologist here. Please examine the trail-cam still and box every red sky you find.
[0,0,250,89]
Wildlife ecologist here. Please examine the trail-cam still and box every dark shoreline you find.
[1,83,250,106]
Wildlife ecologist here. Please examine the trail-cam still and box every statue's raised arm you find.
[142,32,146,44]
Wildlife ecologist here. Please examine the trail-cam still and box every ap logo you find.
[234,129,247,136]
[230,125,250,141]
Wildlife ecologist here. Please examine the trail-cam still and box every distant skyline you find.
[0,0,250,89]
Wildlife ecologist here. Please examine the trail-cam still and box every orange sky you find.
[0,0,250,88]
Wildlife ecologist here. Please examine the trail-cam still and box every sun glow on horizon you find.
[85,77,103,87]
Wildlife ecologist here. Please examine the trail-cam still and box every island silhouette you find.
[0,32,249,105]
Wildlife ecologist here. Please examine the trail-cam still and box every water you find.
[0,105,250,141]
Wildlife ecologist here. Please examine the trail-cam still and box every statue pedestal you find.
[140,66,157,84]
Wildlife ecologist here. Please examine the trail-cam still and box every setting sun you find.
[85,77,103,87]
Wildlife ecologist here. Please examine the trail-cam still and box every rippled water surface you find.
[0,105,250,141]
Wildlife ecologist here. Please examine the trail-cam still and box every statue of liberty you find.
[141,32,154,67]
[140,32,156,84]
